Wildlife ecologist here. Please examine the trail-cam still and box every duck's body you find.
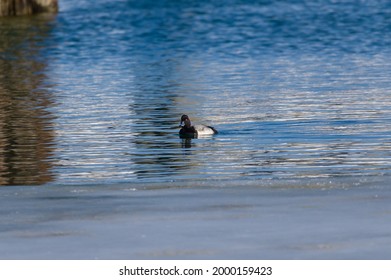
[179,115,218,138]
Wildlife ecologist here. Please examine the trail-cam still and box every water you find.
[2,0,391,261]
[1,0,391,186]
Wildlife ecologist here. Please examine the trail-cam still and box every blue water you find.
[1,0,391,186]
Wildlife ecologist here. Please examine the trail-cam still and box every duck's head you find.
[180,114,191,127]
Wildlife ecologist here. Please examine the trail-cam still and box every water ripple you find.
[1,0,391,185]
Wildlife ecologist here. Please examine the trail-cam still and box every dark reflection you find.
[128,56,198,178]
[181,138,193,148]
[129,109,195,179]
[0,15,56,185]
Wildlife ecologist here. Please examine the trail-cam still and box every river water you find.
[1,0,391,186]
[2,0,391,260]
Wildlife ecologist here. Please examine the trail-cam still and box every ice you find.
[1,179,391,259]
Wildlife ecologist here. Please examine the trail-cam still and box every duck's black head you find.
[181,115,189,122]
[180,114,191,126]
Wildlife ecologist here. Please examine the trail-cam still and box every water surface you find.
[1,0,391,186]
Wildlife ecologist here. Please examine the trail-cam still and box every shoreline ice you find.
[1,178,391,259]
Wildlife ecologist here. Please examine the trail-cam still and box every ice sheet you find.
[1,179,391,259]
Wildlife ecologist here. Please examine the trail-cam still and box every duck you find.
[179,114,218,138]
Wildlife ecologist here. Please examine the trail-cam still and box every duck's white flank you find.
[193,124,216,135]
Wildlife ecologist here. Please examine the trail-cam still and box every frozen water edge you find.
[1,177,391,259]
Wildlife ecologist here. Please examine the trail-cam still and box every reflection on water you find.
[129,58,184,179]
[0,15,56,185]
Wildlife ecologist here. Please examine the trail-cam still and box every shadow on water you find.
[128,59,196,179]
[123,8,219,181]
[0,15,56,185]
